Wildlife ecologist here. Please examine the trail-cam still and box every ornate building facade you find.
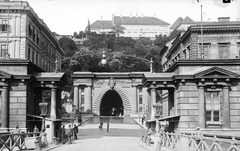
[0,0,66,142]
[143,17,240,132]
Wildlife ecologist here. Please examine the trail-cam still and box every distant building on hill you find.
[90,14,170,40]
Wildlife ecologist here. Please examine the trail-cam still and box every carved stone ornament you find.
[109,78,116,89]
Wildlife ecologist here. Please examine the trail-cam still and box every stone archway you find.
[100,90,123,116]
[93,86,131,115]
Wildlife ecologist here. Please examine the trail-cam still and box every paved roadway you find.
[48,116,172,151]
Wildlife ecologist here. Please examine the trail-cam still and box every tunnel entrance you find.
[100,90,124,116]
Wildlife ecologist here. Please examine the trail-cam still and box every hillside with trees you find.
[59,30,180,73]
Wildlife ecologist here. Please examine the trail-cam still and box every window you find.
[32,50,35,63]
[81,88,85,92]
[36,53,38,65]
[0,45,7,57]
[199,44,210,59]
[28,46,31,60]
[238,43,240,58]
[0,20,10,32]
[139,95,142,104]
[205,91,221,123]
[81,95,84,104]
[218,44,229,59]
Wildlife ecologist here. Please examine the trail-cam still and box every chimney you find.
[218,17,230,22]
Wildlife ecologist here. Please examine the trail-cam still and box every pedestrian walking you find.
[62,125,66,144]
[67,125,73,144]
[141,115,145,125]
[73,124,78,140]
[106,120,109,132]
[99,120,103,130]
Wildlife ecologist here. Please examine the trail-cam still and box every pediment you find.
[0,70,12,79]
[194,67,239,79]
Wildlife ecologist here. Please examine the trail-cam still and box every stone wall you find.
[9,81,27,128]
[178,82,198,129]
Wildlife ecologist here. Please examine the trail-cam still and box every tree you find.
[112,25,126,37]
[73,32,78,38]
[59,37,78,57]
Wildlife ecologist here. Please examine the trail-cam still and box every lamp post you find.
[153,102,162,133]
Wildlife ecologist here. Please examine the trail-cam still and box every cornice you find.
[166,59,240,72]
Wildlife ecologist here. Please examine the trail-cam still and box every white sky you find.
[24,0,240,35]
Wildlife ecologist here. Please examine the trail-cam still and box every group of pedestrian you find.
[99,119,110,132]
[60,124,78,144]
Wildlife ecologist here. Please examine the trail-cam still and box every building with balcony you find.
[143,17,240,132]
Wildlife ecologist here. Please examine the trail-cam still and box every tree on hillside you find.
[59,37,78,57]
[112,25,126,37]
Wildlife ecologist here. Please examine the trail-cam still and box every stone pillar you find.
[16,15,20,36]
[131,85,138,113]
[150,88,157,120]
[1,86,9,129]
[12,16,16,36]
[222,86,230,129]
[198,86,205,129]
[50,87,57,120]
[78,86,82,110]
[73,85,79,113]
[168,89,174,116]
[174,87,178,116]
[85,85,92,112]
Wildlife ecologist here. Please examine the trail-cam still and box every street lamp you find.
[153,102,162,133]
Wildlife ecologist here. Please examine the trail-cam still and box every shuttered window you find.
[0,45,7,57]
[218,44,229,59]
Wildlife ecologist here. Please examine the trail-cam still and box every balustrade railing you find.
[158,131,240,151]
[0,132,43,151]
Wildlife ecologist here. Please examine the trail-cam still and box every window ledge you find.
[206,122,223,127]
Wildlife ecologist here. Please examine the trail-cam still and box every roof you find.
[170,17,183,29]
[113,16,170,26]
[195,21,240,26]
[90,20,113,29]
[181,16,195,24]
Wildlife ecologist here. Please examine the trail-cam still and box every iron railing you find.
[0,132,41,151]
[158,131,240,151]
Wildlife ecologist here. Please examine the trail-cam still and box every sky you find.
[24,0,240,35]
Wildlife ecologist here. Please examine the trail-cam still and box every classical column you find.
[150,88,157,120]
[174,87,178,116]
[222,86,230,129]
[73,85,79,113]
[78,86,82,110]
[85,85,92,112]
[168,89,174,116]
[198,86,205,129]
[12,16,16,36]
[50,87,57,120]
[131,85,138,113]
[1,86,9,129]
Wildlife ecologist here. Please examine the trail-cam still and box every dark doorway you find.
[100,90,124,116]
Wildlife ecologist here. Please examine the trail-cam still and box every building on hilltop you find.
[90,14,170,40]
[143,17,240,133]
[0,0,66,143]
